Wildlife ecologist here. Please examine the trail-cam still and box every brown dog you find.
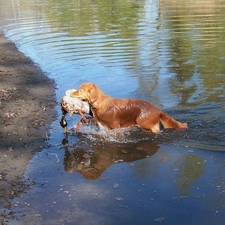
[70,82,188,133]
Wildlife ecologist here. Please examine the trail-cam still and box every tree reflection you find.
[159,0,225,106]
[131,157,159,181]
[45,0,142,38]
[7,0,225,108]
[173,154,206,196]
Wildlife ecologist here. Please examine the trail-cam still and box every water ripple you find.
[1,0,225,150]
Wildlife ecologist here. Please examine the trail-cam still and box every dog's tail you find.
[160,113,188,129]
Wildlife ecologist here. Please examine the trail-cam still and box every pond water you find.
[0,0,225,224]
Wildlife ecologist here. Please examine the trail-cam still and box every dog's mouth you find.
[81,98,89,103]
[75,95,89,103]
[78,95,88,102]
[70,91,81,98]
[70,90,90,103]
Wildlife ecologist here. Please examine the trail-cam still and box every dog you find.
[70,82,188,133]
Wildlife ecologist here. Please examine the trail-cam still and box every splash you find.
[73,124,154,144]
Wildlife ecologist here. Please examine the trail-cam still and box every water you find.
[0,0,225,224]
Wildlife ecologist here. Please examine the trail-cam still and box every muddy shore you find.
[0,29,57,223]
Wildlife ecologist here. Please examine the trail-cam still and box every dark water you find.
[0,0,225,224]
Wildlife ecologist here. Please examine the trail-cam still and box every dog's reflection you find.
[62,137,159,180]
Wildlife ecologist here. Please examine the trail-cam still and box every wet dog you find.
[70,82,188,133]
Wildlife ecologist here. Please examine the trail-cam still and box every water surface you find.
[0,0,225,224]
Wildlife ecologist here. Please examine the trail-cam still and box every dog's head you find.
[70,82,99,104]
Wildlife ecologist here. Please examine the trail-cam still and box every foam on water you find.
[72,124,157,144]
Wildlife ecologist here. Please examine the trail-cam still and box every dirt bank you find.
[0,29,57,223]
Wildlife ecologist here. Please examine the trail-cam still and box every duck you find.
[60,89,91,132]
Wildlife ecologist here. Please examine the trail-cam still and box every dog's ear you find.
[87,84,98,104]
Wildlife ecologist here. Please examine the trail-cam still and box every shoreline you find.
[0,29,57,223]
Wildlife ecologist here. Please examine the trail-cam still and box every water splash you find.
[72,124,155,144]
